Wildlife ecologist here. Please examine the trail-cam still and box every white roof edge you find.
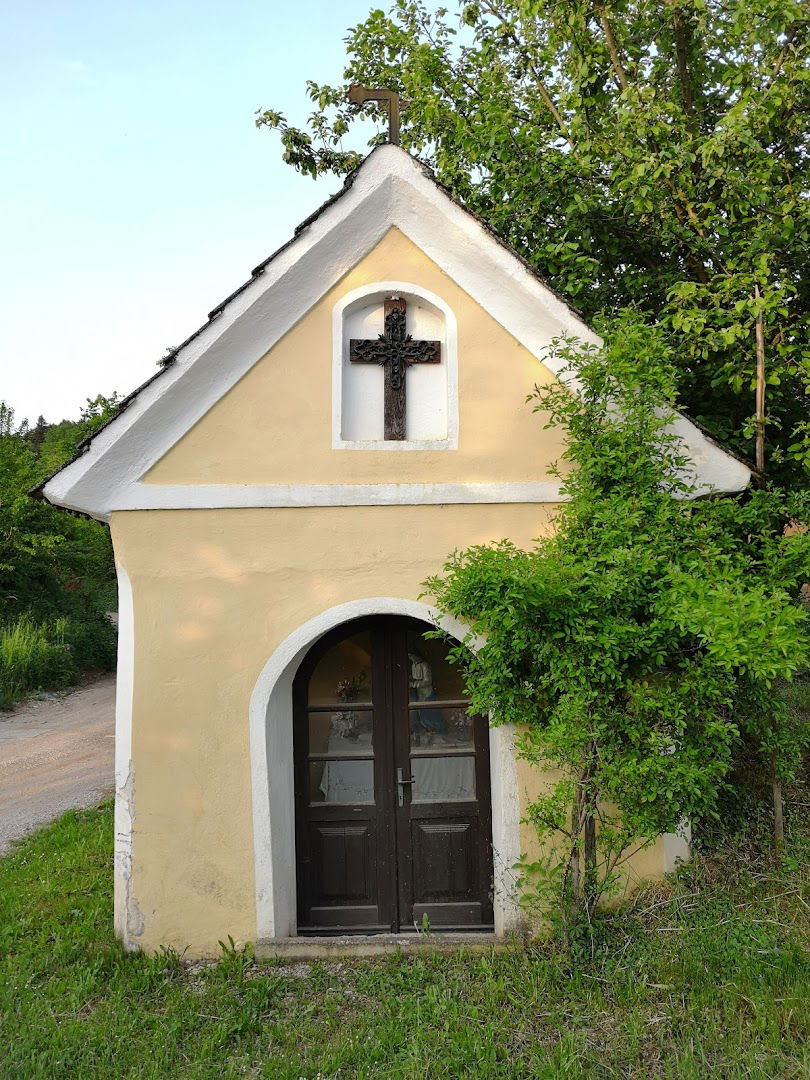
[669,414,753,493]
[41,145,751,519]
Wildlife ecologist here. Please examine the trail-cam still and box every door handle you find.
[397,767,415,807]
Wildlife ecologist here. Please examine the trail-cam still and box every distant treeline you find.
[0,396,120,708]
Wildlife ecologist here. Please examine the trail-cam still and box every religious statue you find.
[409,651,447,744]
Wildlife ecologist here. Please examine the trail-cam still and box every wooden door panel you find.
[399,710,494,929]
[411,819,474,901]
[304,821,385,929]
[312,823,376,903]
[307,905,384,929]
[294,618,391,932]
[413,902,484,926]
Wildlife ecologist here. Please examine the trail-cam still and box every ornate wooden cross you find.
[350,298,441,441]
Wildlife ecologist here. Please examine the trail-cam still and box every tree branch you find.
[671,6,696,120]
[595,3,630,91]
[481,1,580,155]
[755,281,766,475]
[764,23,800,92]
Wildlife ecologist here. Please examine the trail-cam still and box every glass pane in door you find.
[309,759,374,804]
[406,630,466,702]
[308,631,373,706]
[308,710,373,755]
[410,755,476,802]
[410,706,475,750]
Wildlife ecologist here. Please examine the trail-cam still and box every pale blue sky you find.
[1,0,381,423]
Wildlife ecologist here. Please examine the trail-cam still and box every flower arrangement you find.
[336,671,366,703]
[331,671,368,741]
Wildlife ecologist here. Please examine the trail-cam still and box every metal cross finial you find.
[346,85,403,146]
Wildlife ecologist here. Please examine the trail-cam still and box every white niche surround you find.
[333,281,459,450]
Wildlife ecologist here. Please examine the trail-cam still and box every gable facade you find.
[144,228,567,489]
[42,147,747,955]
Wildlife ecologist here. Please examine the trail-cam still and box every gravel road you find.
[0,674,115,855]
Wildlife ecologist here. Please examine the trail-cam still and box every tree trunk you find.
[565,785,583,924]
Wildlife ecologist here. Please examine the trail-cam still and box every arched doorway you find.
[293,615,494,934]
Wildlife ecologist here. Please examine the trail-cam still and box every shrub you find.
[426,318,809,938]
[0,609,116,710]
[63,610,117,673]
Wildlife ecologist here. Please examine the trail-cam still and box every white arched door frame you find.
[248,597,522,940]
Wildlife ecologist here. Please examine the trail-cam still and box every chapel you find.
[40,141,751,955]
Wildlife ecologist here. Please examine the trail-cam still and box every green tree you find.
[25,415,49,452]
[425,317,809,934]
[258,0,810,481]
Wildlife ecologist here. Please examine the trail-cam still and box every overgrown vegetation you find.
[0,397,119,709]
[259,0,810,483]
[426,319,809,931]
[0,617,75,712]
[0,799,807,1078]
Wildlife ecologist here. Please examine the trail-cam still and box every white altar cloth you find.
[319,727,475,803]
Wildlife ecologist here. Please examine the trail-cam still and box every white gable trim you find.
[98,464,749,515]
[109,481,565,511]
[41,145,751,520]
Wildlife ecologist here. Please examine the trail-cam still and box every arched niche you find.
[248,598,521,941]
[332,282,459,450]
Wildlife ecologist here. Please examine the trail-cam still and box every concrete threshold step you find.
[255,932,502,960]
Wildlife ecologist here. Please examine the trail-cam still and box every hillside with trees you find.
[0,397,119,709]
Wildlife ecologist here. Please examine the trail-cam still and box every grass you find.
[0,616,76,710]
[0,804,808,1079]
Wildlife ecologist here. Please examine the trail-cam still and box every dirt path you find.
[0,674,116,855]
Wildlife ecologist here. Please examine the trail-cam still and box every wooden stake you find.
[772,750,785,856]
[754,282,785,856]
[754,283,766,475]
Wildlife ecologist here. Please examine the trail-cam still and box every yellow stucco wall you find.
[144,227,568,486]
[113,504,561,953]
[115,501,669,954]
[114,228,670,955]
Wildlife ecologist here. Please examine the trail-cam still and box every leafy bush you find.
[62,611,117,674]
[426,317,809,937]
[697,671,810,850]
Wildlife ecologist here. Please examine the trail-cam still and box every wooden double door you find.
[293,616,494,934]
